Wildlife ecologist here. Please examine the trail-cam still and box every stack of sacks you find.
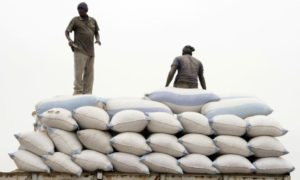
[104,97,185,174]
[9,91,294,176]
[108,110,181,174]
[108,110,218,174]
[203,96,294,175]
[176,112,219,174]
[33,95,105,131]
[104,97,186,174]
[146,88,294,175]
[210,114,256,174]
[10,95,112,176]
[246,115,294,174]
[10,95,180,175]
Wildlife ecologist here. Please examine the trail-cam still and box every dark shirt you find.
[66,16,99,56]
[172,55,204,86]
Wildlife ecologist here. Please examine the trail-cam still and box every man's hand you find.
[68,40,78,48]
[95,41,101,46]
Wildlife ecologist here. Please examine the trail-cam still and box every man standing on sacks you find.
[165,45,206,89]
[65,2,101,95]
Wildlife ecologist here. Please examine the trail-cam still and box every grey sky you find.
[0,0,299,178]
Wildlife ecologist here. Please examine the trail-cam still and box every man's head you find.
[182,45,195,55]
[77,2,88,17]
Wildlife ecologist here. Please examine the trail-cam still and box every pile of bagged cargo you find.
[9,88,294,176]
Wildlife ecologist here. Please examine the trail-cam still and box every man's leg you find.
[73,52,88,95]
[83,56,94,94]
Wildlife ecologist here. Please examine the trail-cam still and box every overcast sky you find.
[0,0,299,178]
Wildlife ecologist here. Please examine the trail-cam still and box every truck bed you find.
[0,171,291,180]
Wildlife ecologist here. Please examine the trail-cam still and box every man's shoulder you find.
[191,56,202,63]
[175,56,183,60]
[89,16,98,22]
[70,16,80,22]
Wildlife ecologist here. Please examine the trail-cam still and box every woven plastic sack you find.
[145,87,220,113]
[210,114,247,136]
[35,95,103,115]
[73,106,109,130]
[105,98,172,116]
[9,150,50,173]
[201,98,273,119]
[147,133,187,157]
[111,132,151,156]
[246,115,288,137]
[77,129,113,154]
[42,152,82,176]
[39,108,78,131]
[179,134,218,156]
[15,131,54,156]
[177,112,213,135]
[213,154,255,173]
[109,110,148,132]
[248,136,288,157]
[108,152,149,174]
[253,157,295,174]
[72,150,113,172]
[48,128,82,155]
[178,154,219,174]
[147,112,183,134]
[141,153,183,174]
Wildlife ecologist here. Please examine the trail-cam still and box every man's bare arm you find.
[198,65,206,90]
[165,66,177,87]
[65,30,78,50]
[95,31,101,45]
[65,30,72,42]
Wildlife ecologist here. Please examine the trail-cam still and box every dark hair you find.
[182,45,195,55]
[77,2,88,11]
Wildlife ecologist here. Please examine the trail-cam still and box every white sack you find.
[246,115,288,137]
[179,134,218,156]
[178,154,219,174]
[72,150,113,172]
[201,98,273,119]
[77,129,113,154]
[147,133,187,157]
[147,112,183,134]
[35,95,103,116]
[39,108,78,131]
[253,157,295,174]
[145,87,220,114]
[177,112,213,135]
[34,115,47,132]
[109,110,148,132]
[141,153,183,174]
[42,152,82,176]
[108,152,149,174]
[213,154,255,173]
[210,115,246,136]
[105,98,172,116]
[15,131,54,156]
[214,135,253,157]
[73,106,109,130]
[47,128,82,155]
[248,136,288,157]
[219,93,254,100]
[9,150,50,173]
[111,132,151,156]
